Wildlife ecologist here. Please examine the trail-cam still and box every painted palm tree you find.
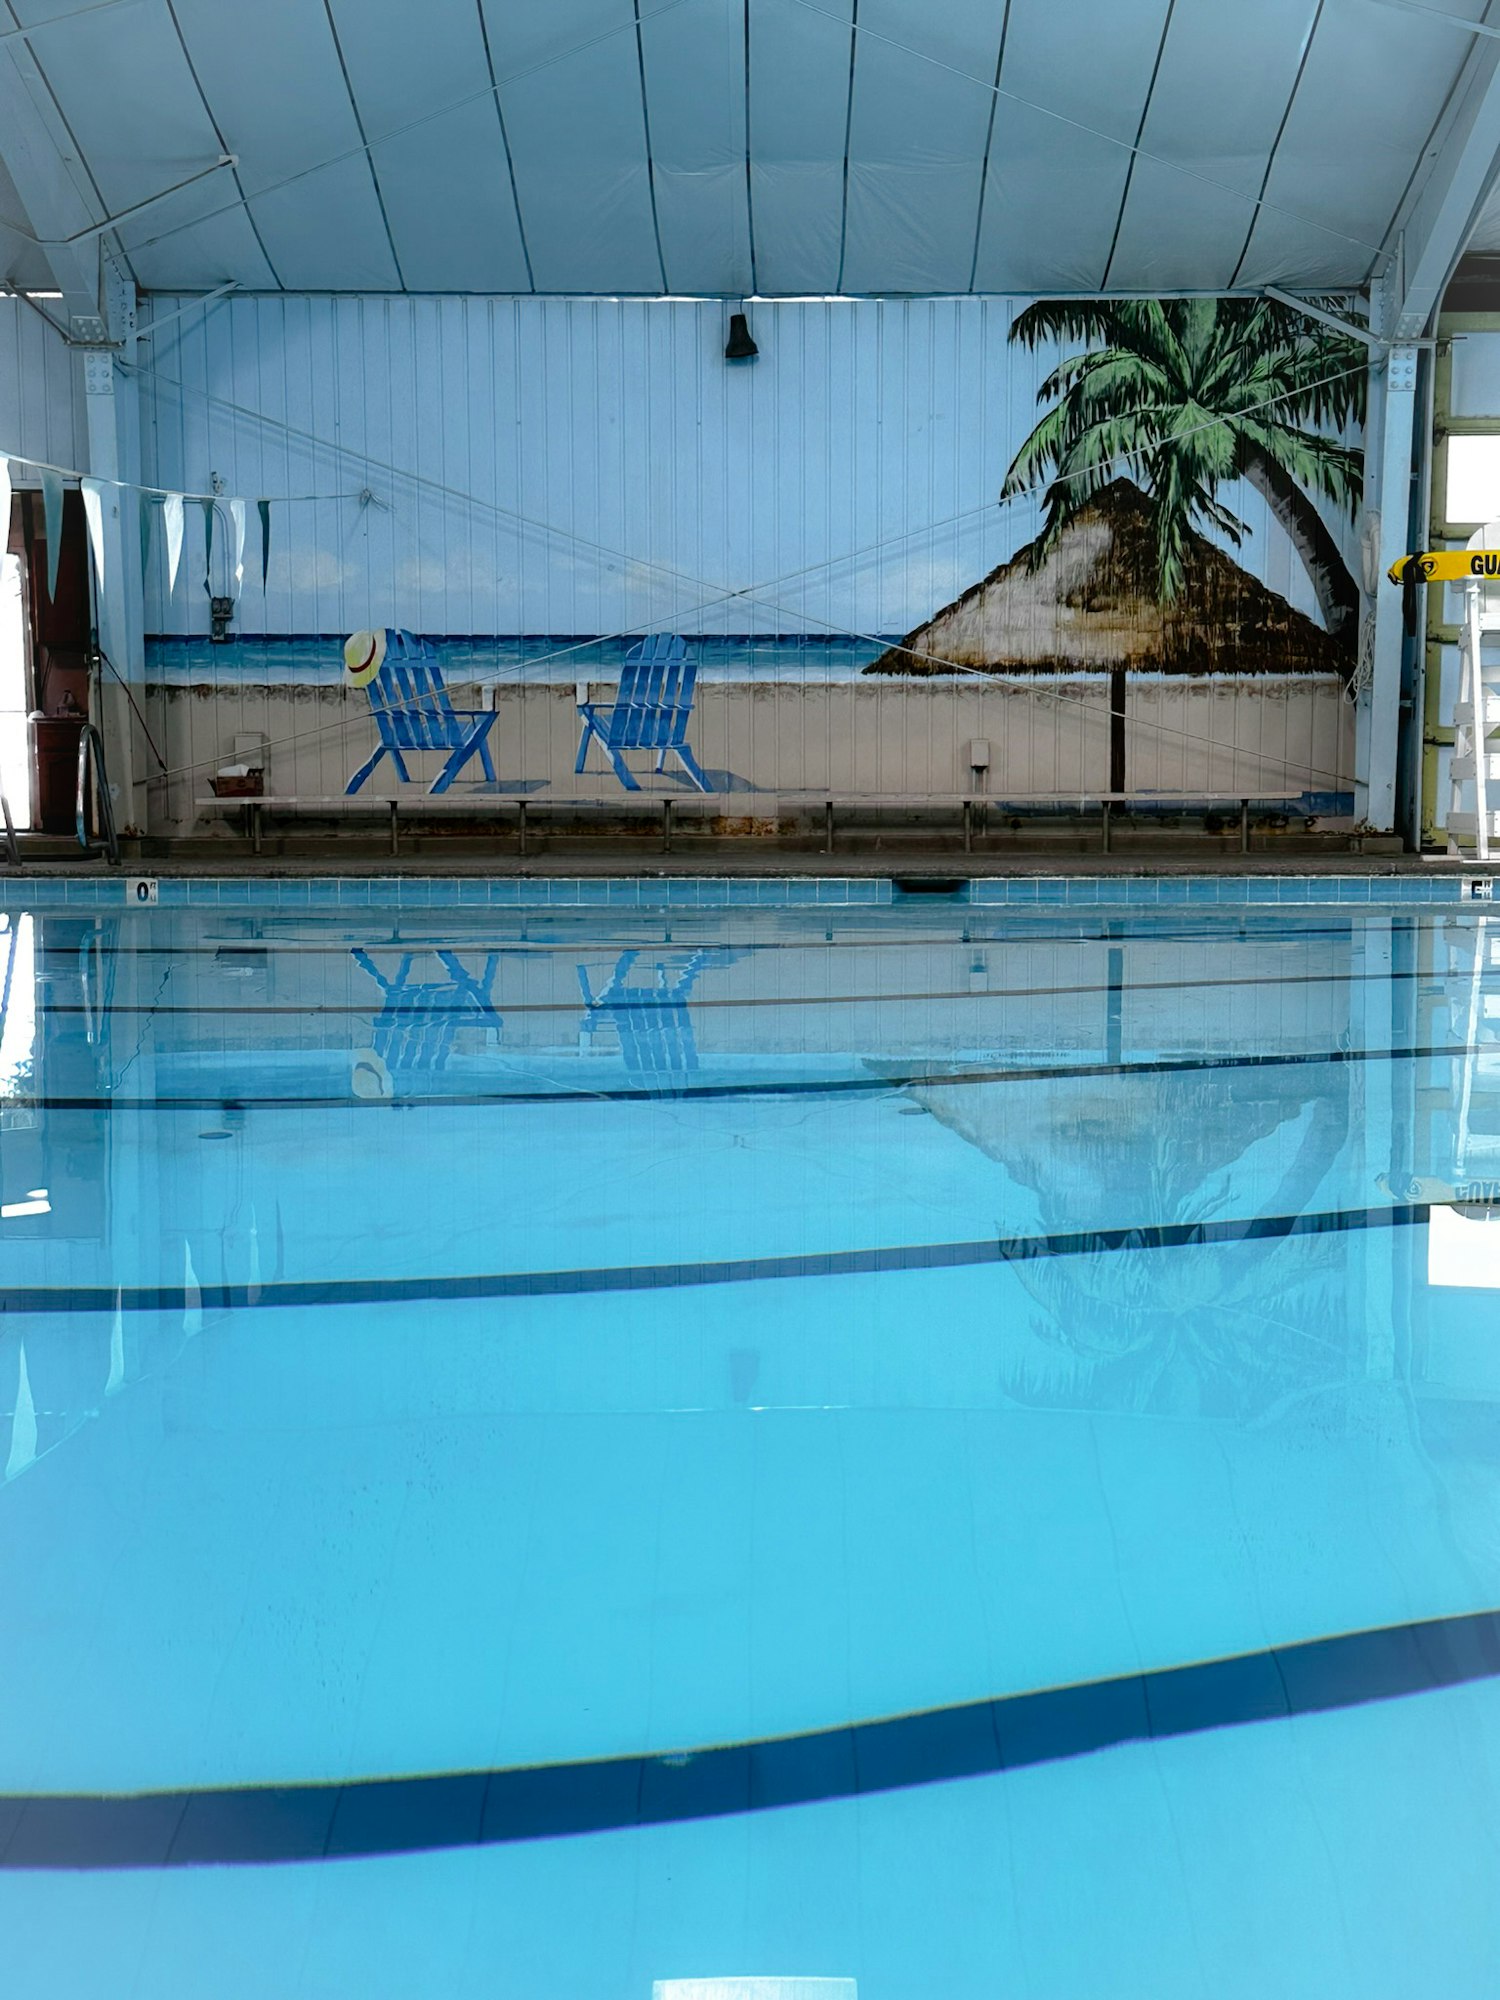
[1001,298,1366,639]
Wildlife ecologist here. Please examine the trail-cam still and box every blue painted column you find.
[1357,344,1420,835]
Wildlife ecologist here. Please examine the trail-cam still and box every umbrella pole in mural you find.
[867,298,1367,796]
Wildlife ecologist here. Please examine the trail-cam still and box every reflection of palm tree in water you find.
[915,1067,1352,1418]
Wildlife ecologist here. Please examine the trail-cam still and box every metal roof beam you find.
[1381,14,1500,339]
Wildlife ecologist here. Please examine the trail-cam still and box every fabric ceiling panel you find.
[167,0,400,287]
[23,4,223,213]
[1233,0,1480,290]
[118,197,278,293]
[640,0,752,295]
[973,104,1134,293]
[367,100,532,293]
[972,0,1173,292]
[21,0,278,287]
[325,0,494,133]
[482,0,662,293]
[324,0,529,291]
[747,0,851,296]
[1104,0,1321,291]
[245,155,403,291]
[839,0,1001,294]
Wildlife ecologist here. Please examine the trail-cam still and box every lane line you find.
[0,1202,1430,1317]
[6,1039,1483,1115]
[4,1602,1495,1869]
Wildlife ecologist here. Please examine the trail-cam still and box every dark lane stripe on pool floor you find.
[0,1202,1431,1316]
[26,962,1455,1021]
[5,1607,1498,1870]
[8,1038,1487,1114]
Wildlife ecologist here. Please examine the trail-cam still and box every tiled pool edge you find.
[0,873,1486,909]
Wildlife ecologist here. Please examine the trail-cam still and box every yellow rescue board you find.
[1388,550,1500,584]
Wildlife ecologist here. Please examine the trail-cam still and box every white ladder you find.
[1447,519,1500,861]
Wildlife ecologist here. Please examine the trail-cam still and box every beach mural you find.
[866,299,1366,791]
[134,294,1367,820]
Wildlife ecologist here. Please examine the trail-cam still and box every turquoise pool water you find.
[2,878,1500,1996]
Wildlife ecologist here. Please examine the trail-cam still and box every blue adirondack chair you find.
[351,947,504,1076]
[574,635,711,792]
[577,948,706,1075]
[347,630,499,795]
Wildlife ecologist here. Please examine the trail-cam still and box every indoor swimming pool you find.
[2,875,1500,1998]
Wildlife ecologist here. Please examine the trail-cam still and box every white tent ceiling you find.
[1,0,1499,300]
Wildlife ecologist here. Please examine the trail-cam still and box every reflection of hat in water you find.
[343,629,387,688]
[351,1048,392,1100]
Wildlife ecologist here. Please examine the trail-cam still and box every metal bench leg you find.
[1101,800,1112,854]
[250,802,262,857]
[1240,799,1250,854]
[517,800,528,858]
[662,799,674,853]
[389,801,399,857]
[963,799,972,854]
[825,800,834,854]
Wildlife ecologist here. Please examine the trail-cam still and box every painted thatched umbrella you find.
[865,479,1350,787]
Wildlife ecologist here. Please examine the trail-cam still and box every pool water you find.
[2,881,1500,1997]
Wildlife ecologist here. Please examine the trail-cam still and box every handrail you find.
[0,781,17,868]
[75,722,120,866]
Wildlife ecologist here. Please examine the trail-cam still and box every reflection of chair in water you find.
[577,949,716,1076]
[352,948,504,1078]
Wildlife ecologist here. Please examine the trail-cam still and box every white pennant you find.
[229,496,245,591]
[6,1344,36,1480]
[80,477,106,593]
[163,491,184,593]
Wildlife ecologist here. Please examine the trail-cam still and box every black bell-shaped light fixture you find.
[724,310,759,361]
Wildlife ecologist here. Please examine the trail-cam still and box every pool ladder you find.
[75,722,119,866]
[0,725,121,867]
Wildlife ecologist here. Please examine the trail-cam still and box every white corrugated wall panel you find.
[0,301,87,479]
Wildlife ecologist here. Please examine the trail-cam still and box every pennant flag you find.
[257,499,271,589]
[80,477,106,595]
[139,493,153,586]
[229,496,245,591]
[200,496,214,589]
[39,467,63,601]
[163,491,184,593]
[0,456,10,550]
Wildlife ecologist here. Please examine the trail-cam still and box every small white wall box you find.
[653,1984,857,2000]
[968,739,991,771]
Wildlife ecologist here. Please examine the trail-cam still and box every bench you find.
[196,787,1306,857]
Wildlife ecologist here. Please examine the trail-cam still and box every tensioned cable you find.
[122,349,1369,792]
[0,0,141,43]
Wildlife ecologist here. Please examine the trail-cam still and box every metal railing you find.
[0,780,17,868]
[75,722,120,866]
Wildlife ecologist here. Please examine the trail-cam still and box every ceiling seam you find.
[965,0,1013,296]
[835,0,858,294]
[632,0,670,294]
[472,1,535,292]
[161,0,283,290]
[1100,0,1179,291]
[317,0,407,290]
[0,0,136,292]
[743,0,758,294]
[1226,0,1326,288]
